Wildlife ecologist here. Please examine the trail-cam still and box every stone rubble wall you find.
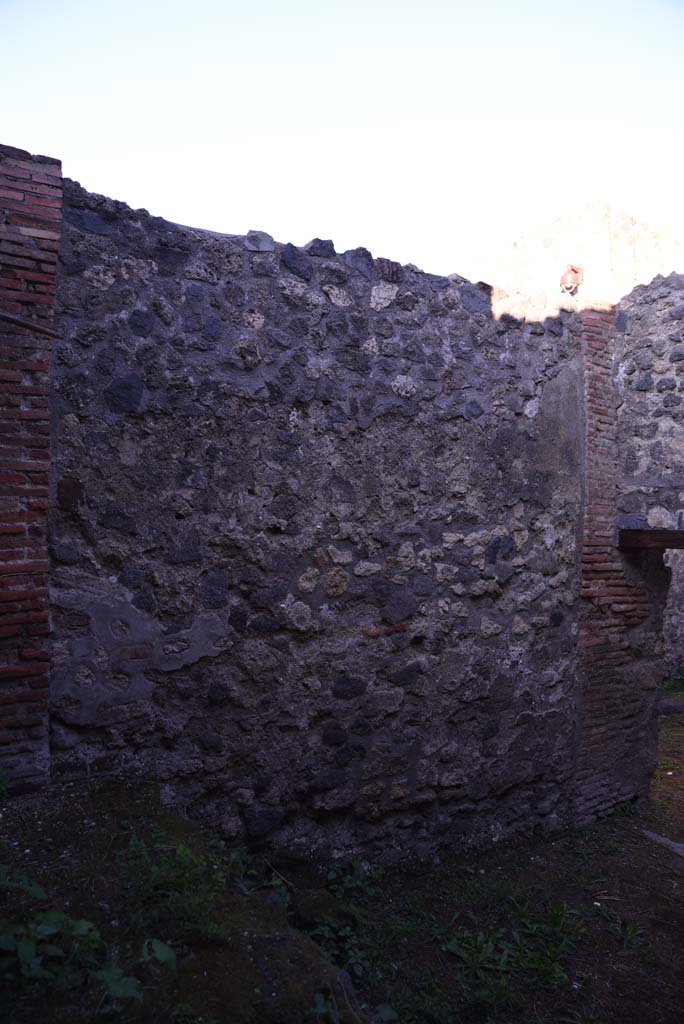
[615,272,684,529]
[615,274,684,680]
[50,179,585,860]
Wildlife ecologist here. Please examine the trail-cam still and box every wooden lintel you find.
[618,529,684,550]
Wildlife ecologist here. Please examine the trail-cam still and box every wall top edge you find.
[0,142,61,167]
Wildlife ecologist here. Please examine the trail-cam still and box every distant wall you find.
[493,202,684,318]
[615,274,684,681]
[0,145,62,790]
[615,273,684,530]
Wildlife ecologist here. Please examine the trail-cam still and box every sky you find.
[2,0,684,281]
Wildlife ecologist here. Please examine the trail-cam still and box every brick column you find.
[0,144,62,790]
[575,305,664,820]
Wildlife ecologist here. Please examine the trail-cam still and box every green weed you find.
[0,862,47,901]
[326,860,384,902]
[617,919,644,949]
[224,844,291,904]
[121,833,228,941]
[0,911,104,987]
[311,921,370,979]
[589,902,645,949]
[434,901,584,1008]
[0,864,172,1012]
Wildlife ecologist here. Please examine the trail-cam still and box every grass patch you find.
[120,832,230,942]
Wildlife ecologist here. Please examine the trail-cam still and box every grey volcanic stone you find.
[382,588,419,624]
[128,309,154,337]
[104,374,143,413]
[322,722,347,746]
[389,662,422,688]
[633,373,653,391]
[50,543,81,565]
[65,208,114,235]
[306,238,336,258]
[207,681,231,705]
[343,247,374,280]
[332,675,367,700]
[310,768,347,792]
[245,230,275,251]
[99,507,136,533]
[281,243,313,282]
[242,802,285,839]
[201,570,229,609]
[460,283,491,315]
[463,399,485,419]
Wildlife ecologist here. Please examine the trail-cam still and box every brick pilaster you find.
[575,306,662,819]
[0,143,62,790]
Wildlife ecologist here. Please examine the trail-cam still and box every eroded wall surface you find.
[50,180,584,858]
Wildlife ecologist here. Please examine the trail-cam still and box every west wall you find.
[49,179,584,859]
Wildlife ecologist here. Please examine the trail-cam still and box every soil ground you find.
[2,710,683,1024]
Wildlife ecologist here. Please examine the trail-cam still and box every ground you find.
[2,710,683,1024]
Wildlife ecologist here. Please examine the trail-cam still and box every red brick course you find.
[0,143,62,790]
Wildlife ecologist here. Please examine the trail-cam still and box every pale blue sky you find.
[3,0,683,278]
